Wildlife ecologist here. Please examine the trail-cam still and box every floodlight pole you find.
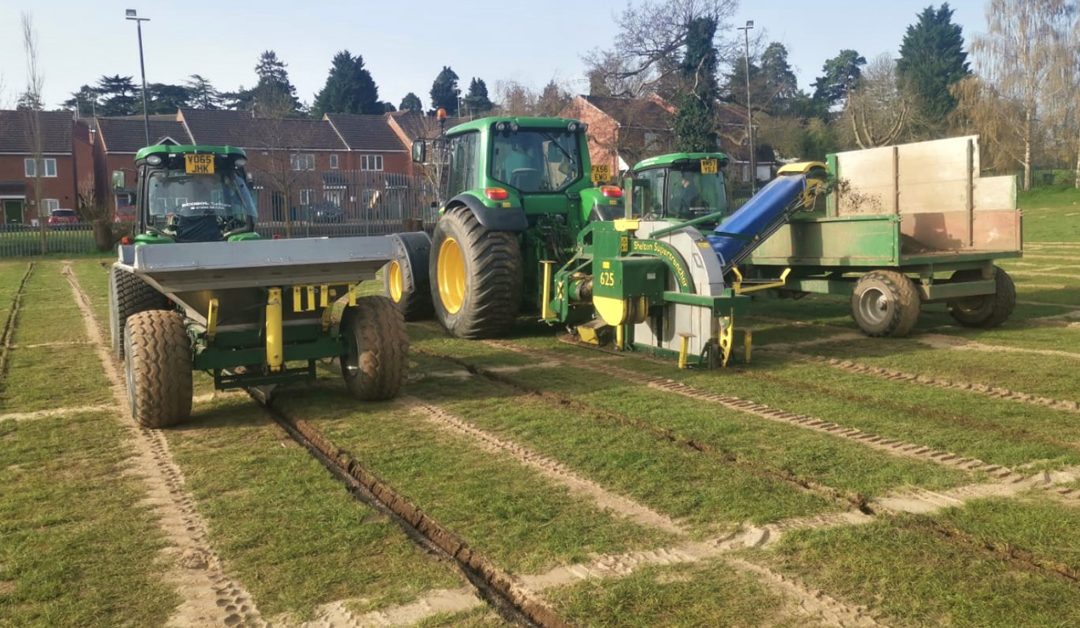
[737,20,755,194]
[126,10,151,146]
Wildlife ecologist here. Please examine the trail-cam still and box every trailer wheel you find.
[947,267,1016,328]
[385,232,433,321]
[340,296,408,400]
[110,265,170,360]
[124,310,192,428]
[430,206,522,338]
[851,270,921,337]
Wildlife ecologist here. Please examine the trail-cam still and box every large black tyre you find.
[340,296,408,400]
[109,266,170,359]
[851,270,921,337]
[947,267,1016,328]
[124,310,192,428]
[429,206,522,338]
[385,232,434,321]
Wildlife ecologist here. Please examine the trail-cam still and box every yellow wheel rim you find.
[387,260,404,302]
[437,237,466,314]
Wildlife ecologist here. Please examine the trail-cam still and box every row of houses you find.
[0,96,763,225]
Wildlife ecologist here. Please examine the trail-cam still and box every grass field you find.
[2,192,1080,626]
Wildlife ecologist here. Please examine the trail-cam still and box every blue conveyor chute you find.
[706,174,809,272]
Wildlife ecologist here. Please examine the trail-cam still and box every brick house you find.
[0,110,92,224]
[560,94,678,179]
[92,115,192,215]
[385,111,466,176]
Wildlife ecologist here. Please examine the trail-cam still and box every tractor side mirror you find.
[411,140,426,163]
[112,170,125,190]
[546,143,563,162]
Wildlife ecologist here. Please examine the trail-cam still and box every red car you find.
[114,205,136,223]
[47,208,80,229]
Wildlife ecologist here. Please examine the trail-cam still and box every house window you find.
[290,153,315,171]
[329,154,339,169]
[299,189,314,205]
[43,199,60,212]
[324,190,343,206]
[361,154,383,171]
[24,158,57,178]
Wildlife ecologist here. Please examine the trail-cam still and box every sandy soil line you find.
[11,340,93,349]
[272,587,483,628]
[62,262,264,627]
[0,403,114,423]
[917,332,1080,360]
[1010,270,1080,281]
[0,263,33,380]
[403,396,688,536]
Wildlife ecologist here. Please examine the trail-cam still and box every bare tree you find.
[21,12,46,254]
[950,77,1027,173]
[845,54,910,149]
[971,0,1075,190]
[249,108,322,238]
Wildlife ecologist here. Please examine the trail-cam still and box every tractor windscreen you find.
[665,169,728,219]
[491,130,582,193]
[146,170,257,242]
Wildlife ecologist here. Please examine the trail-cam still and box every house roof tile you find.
[581,95,674,130]
[95,116,192,153]
[0,110,75,153]
[179,108,346,150]
[325,113,407,151]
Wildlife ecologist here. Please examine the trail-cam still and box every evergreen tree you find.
[95,75,139,116]
[896,3,971,132]
[146,83,192,114]
[535,81,569,117]
[16,91,43,111]
[63,84,100,116]
[185,74,222,110]
[674,16,719,152]
[462,78,494,116]
[312,50,381,116]
[429,66,460,115]
[399,92,423,113]
[811,50,867,109]
[252,50,300,116]
[760,43,800,110]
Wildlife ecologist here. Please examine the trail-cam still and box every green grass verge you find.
[164,396,463,619]
[0,345,112,412]
[752,514,1080,627]
[545,558,795,627]
[0,412,178,626]
[414,606,507,628]
[275,385,676,574]
[1018,188,1080,243]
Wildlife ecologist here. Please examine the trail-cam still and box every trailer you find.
[746,136,1020,336]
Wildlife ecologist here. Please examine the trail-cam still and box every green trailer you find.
[745,135,1020,336]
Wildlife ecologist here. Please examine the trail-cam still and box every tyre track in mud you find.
[252,395,567,628]
[411,346,868,514]
[0,262,33,383]
[63,263,266,627]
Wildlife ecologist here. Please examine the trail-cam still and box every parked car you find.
[309,202,344,223]
[114,205,136,223]
[47,208,80,229]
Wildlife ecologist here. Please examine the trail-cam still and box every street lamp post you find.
[125,9,151,147]
[737,20,755,194]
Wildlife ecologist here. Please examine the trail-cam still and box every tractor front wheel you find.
[385,231,434,321]
[430,207,522,338]
[947,267,1016,328]
[851,270,921,337]
[124,310,192,428]
[340,296,408,400]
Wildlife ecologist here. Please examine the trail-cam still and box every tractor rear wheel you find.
[110,266,170,359]
[385,232,433,321]
[124,310,192,428]
[947,267,1016,328]
[340,296,408,400]
[851,270,921,337]
[430,207,522,338]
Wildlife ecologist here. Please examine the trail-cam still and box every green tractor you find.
[109,144,408,428]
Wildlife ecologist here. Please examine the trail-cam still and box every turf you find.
[0,412,178,626]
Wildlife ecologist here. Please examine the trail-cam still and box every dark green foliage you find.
[15,91,42,111]
[312,50,382,116]
[897,3,971,134]
[145,83,192,114]
[399,92,423,113]
[62,84,99,116]
[430,66,460,116]
[251,50,301,116]
[185,74,222,110]
[674,17,718,152]
[94,75,139,116]
[462,78,494,116]
[811,49,867,108]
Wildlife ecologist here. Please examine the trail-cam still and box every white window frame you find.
[291,153,315,171]
[324,189,343,206]
[299,189,314,205]
[24,158,58,178]
[361,154,384,171]
[43,199,60,212]
[329,154,339,169]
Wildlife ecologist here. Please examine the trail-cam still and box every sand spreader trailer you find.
[108,145,409,428]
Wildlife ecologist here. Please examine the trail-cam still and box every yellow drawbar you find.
[266,288,283,372]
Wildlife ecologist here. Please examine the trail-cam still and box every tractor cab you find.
[629,153,730,224]
[116,145,258,244]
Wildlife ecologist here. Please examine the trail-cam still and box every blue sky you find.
[0,0,988,110]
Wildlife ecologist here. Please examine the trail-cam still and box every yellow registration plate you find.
[185,154,215,174]
[591,164,611,183]
[700,158,718,174]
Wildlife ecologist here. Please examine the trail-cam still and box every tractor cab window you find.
[632,168,666,219]
[665,169,727,220]
[491,130,581,193]
[146,170,258,242]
